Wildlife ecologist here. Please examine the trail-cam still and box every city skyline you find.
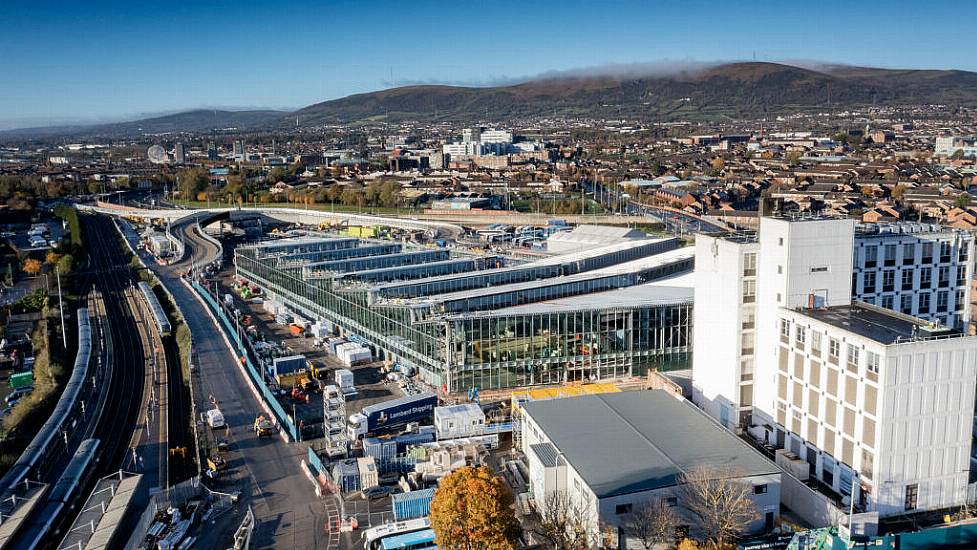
[2,0,976,129]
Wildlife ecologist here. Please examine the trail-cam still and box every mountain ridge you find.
[5,62,977,139]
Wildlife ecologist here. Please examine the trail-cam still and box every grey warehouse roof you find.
[522,391,778,498]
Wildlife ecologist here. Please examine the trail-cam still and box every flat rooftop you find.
[523,390,778,498]
[795,301,961,344]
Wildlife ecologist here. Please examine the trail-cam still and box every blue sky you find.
[1,0,974,128]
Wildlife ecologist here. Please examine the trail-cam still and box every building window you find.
[938,266,950,288]
[665,497,678,507]
[742,280,756,304]
[866,351,880,375]
[902,243,915,265]
[780,319,791,342]
[940,241,952,262]
[937,290,948,313]
[884,244,896,266]
[881,295,893,310]
[754,484,768,495]
[779,237,784,246]
[901,269,914,291]
[900,294,913,315]
[846,344,859,371]
[811,266,828,273]
[777,265,783,275]
[811,331,822,357]
[742,309,756,330]
[882,270,895,292]
[795,326,806,348]
[864,245,878,268]
[921,242,934,264]
[960,247,969,262]
[615,503,633,515]
[905,484,919,511]
[743,252,757,277]
[920,268,932,288]
[829,338,840,361]
[862,272,876,294]
[919,293,931,313]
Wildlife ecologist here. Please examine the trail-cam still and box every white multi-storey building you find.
[853,223,973,330]
[693,214,977,518]
[692,234,759,429]
[764,302,976,516]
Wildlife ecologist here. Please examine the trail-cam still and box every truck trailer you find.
[348,393,438,440]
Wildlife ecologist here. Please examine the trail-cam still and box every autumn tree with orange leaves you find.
[429,466,522,550]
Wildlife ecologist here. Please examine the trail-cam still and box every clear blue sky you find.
[2,0,974,128]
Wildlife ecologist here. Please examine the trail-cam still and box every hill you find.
[293,62,977,123]
[0,109,284,140]
[5,62,977,139]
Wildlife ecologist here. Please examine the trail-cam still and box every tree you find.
[678,467,758,548]
[891,183,908,202]
[531,490,593,550]
[45,251,62,265]
[429,466,522,550]
[623,498,678,550]
[56,254,74,277]
[955,193,972,209]
[22,258,42,276]
[677,539,700,550]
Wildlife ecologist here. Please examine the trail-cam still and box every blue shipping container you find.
[363,437,397,462]
[392,488,435,521]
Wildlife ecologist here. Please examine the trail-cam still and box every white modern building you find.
[853,223,973,330]
[759,301,977,516]
[521,390,781,540]
[694,219,975,432]
[443,128,515,158]
[692,233,759,429]
[693,214,977,519]
[935,135,977,157]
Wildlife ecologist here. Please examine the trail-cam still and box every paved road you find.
[124,216,332,549]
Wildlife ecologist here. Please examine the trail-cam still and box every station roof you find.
[522,391,778,498]
[411,247,693,309]
[454,272,694,318]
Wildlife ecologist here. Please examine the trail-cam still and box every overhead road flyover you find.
[77,203,465,239]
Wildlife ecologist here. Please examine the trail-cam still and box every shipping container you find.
[358,456,379,490]
[327,338,348,355]
[434,404,486,440]
[363,437,398,463]
[392,488,436,521]
[271,355,306,377]
[335,368,355,392]
[395,427,437,452]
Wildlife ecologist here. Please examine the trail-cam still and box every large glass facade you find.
[235,242,693,393]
